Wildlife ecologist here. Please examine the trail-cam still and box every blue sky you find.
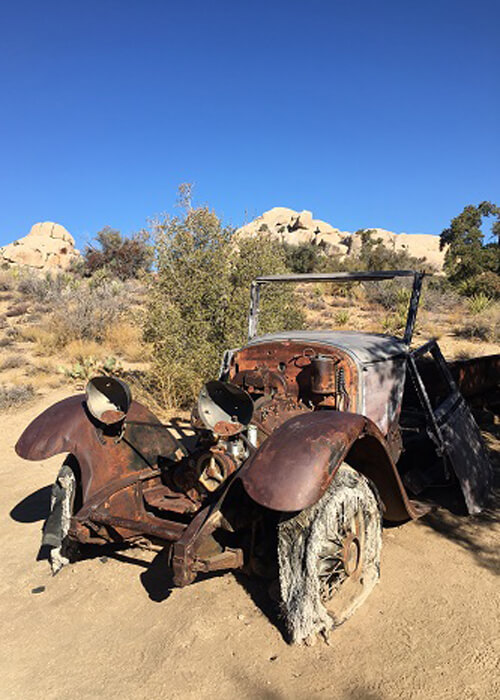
[0,0,498,249]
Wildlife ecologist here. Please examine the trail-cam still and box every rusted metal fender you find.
[239,411,420,521]
[15,394,178,503]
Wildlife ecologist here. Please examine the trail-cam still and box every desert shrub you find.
[382,310,407,334]
[458,271,500,300]
[363,279,412,312]
[6,302,29,317]
[0,270,14,291]
[334,310,350,325]
[0,384,35,410]
[467,293,492,315]
[454,301,499,342]
[79,226,153,280]
[306,296,327,311]
[144,196,304,408]
[50,281,126,345]
[282,241,326,273]
[17,281,128,353]
[0,355,24,371]
[455,319,495,342]
[17,272,73,303]
[338,230,427,273]
[419,276,460,312]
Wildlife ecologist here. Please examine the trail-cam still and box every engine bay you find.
[142,340,359,517]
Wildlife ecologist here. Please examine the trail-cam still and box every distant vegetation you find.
[76,226,153,280]
[282,229,426,275]
[0,190,498,413]
[440,201,500,299]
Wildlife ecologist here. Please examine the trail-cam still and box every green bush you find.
[467,293,492,315]
[282,241,326,273]
[458,270,500,300]
[348,230,427,272]
[143,198,304,408]
[440,201,500,293]
[334,310,349,326]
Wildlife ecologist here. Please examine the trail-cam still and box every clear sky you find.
[1,0,498,248]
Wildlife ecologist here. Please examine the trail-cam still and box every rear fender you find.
[15,394,179,503]
[239,411,419,521]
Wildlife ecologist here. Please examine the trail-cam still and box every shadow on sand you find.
[416,421,499,575]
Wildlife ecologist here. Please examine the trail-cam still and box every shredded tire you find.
[42,461,77,575]
[277,463,382,644]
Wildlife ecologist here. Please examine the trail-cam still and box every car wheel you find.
[277,463,382,644]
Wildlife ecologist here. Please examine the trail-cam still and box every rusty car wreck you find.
[16,271,495,643]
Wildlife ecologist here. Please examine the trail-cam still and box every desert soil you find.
[1,390,499,700]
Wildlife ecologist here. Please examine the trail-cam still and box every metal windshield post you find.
[404,272,425,346]
[248,281,261,340]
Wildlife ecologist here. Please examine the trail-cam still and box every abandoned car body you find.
[16,271,494,643]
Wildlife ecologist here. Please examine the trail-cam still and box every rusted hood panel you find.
[239,411,367,512]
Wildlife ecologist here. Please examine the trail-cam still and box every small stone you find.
[269,655,278,661]
[99,556,108,564]
[304,634,317,647]
[31,586,45,594]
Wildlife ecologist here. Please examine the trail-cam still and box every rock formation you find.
[236,207,446,270]
[1,222,80,273]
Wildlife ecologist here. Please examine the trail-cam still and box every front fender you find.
[15,394,178,503]
[239,411,419,521]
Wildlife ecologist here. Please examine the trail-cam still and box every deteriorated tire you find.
[277,463,382,644]
[42,458,78,574]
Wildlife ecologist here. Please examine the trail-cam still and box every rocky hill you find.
[236,207,446,270]
[1,222,80,273]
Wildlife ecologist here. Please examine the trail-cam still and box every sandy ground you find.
[1,390,499,700]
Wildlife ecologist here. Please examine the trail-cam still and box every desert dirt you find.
[1,389,499,700]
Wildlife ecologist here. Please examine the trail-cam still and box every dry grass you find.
[17,326,59,355]
[453,302,499,343]
[64,339,109,362]
[104,321,148,362]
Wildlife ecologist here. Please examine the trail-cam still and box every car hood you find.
[245,330,408,365]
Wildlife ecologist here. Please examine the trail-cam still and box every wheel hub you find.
[342,533,361,577]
